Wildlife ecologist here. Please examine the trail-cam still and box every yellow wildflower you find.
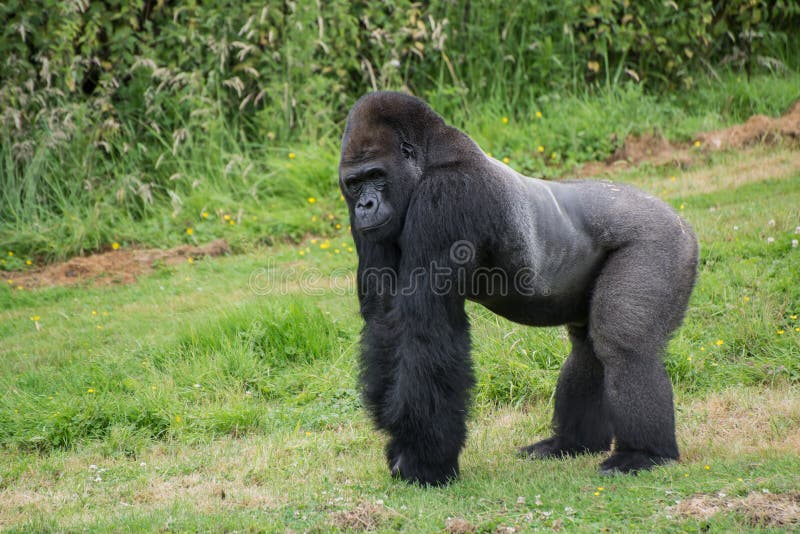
[743,296,750,302]
[186,228,193,235]
[777,329,784,335]
[187,257,194,264]
[87,388,96,394]
[335,223,342,230]
[320,242,330,250]
[694,140,701,147]
[26,260,32,265]
[715,339,724,346]
[111,242,120,250]
[30,315,40,321]
[537,146,545,153]
[202,211,209,218]
[174,415,181,423]
[92,310,97,316]
[229,220,235,225]
[288,152,296,160]
[308,197,316,204]
[502,157,510,164]
[501,116,508,124]
[7,251,13,257]
[704,465,710,470]
[790,315,797,320]
[535,111,542,119]
[223,214,231,221]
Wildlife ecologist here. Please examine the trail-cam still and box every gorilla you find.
[339,91,698,486]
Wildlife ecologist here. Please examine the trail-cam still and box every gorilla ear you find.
[400,142,415,159]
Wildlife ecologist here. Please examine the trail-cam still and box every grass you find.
[2,70,800,263]
[1,140,799,530]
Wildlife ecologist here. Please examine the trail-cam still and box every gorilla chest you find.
[467,244,602,327]
[472,290,590,327]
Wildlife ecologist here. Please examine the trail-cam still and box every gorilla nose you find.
[356,198,375,210]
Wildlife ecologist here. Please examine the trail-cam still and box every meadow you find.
[1,136,799,530]
[2,2,800,530]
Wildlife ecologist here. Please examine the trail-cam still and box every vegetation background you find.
[2,0,799,259]
[1,1,799,532]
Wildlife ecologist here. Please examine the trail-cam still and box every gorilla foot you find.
[599,451,676,475]
[387,445,459,487]
[518,436,603,459]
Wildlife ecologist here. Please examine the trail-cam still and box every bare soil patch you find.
[669,491,800,528]
[576,100,800,177]
[5,239,229,288]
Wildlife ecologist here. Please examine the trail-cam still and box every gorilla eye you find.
[400,142,415,159]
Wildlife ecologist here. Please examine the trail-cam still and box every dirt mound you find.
[699,100,800,149]
[669,491,800,528]
[5,239,229,289]
[576,100,800,176]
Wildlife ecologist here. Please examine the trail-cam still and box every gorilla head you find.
[339,91,699,486]
[339,93,447,242]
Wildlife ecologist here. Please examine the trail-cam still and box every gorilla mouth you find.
[360,218,391,232]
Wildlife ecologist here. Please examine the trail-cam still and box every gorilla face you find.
[339,124,420,243]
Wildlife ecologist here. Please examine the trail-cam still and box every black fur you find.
[339,92,699,485]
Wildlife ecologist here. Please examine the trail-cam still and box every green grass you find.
[2,70,800,263]
[1,143,799,531]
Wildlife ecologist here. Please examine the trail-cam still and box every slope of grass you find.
[2,71,799,263]
[1,145,798,531]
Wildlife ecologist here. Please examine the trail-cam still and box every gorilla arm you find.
[364,172,483,486]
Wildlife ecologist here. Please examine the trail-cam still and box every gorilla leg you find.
[589,242,695,474]
[520,325,612,458]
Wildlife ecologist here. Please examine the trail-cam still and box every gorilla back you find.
[339,91,699,486]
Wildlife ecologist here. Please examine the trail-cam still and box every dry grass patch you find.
[133,473,278,510]
[679,386,800,461]
[329,500,399,531]
[669,490,800,528]
[444,517,478,533]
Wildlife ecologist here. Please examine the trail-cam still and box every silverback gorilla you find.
[339,91,698,486]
